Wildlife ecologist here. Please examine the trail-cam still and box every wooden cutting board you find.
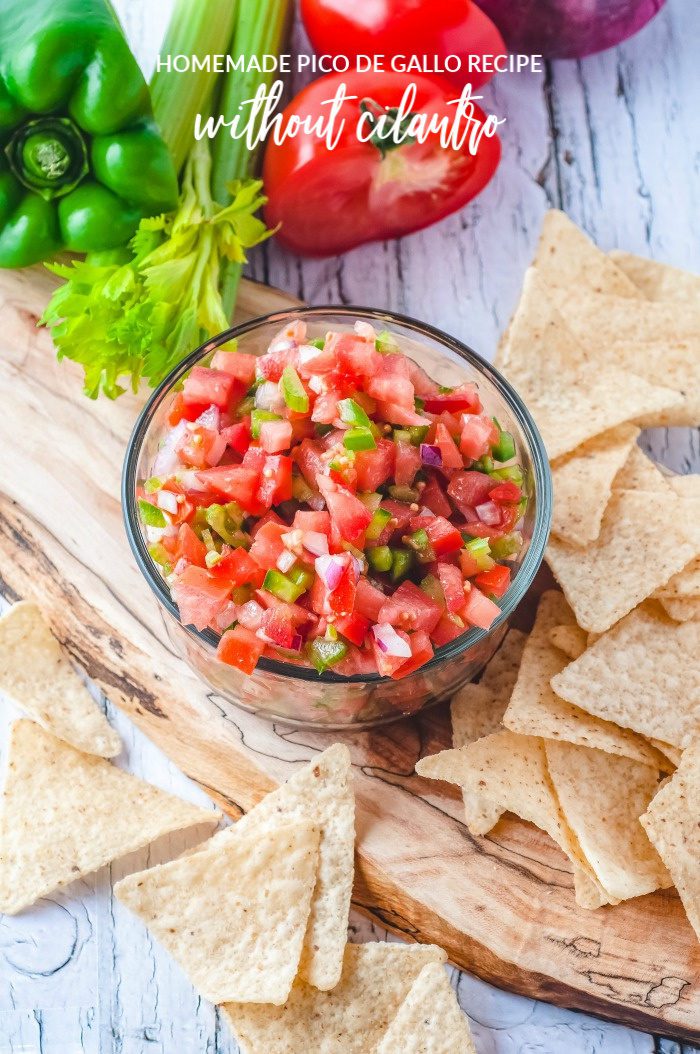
[1,266,698,1041]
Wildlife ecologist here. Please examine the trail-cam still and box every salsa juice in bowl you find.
[123,308,551,728]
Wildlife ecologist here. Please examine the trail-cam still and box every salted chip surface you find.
[640,740,700,942]
[546,489,699,633]
[648,739,682,770]
[450,684,506,835]
[551,603,700,749]
[478,628,527,699]
[547,284,700,347]
[544,741,670,902]
[612,444,669,492]
[550,426,640,547]
[534,211,641,297]
[115,821,320,1005]
[0,601,120,758]
[607,339,700,427]
[503,592,660,766]
[194,743,354,991]
[499,271,681,459]
[221,942,447,1054]
[609,250,700,303]
[0,720,219,915]
[660,597,700,623]
[376,962,477,1054]
[548,624,587,661]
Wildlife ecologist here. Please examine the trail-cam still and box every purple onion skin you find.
[473,0,666,59]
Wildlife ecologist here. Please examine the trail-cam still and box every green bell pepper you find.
[0,0,178,267]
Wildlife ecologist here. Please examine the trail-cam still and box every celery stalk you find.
[150,0,239,174]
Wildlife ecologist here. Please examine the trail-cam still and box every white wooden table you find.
[1,0,698,1050]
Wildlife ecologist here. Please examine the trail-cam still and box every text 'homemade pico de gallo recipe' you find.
[138,320,527,678]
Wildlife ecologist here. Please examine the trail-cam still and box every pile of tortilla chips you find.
[0,600,477,1053]
[418,214,699,938]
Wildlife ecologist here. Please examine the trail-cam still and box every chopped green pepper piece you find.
[489,532,523,560]
[148,543,172,575]
[474,455,495,473]
[343,427,376,451]
[287,564,314,591]
[205,502,244,546]
[200,528,217,553]
[420,574,445,605]
[280,364,309,413]
[438,385,454,394]
[138,499,166,528]
[388,484,420,503]
[367,545,392,573]
[490,465,524,486]
[307,637,348,673]
[292,473,315,503]
[375,329,398,354]
[407,425,430,446]
[390,547,414,582]
[491,425,516,462]
[393,429,412,445]
[315,423,333,437]
[338,398,371,428]
[262,569,306,603]
[237,395,255,417]
[144,476,163,494]
[414,396,425,412]
[310,337,325,350]
[251,408,281,438]
[325,622,339,642]
[462,536,495,572]
[231,585,251,604]
[366,506,392,541]
[358,491,383,514]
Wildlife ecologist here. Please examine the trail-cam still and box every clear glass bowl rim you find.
[122,303,552,685]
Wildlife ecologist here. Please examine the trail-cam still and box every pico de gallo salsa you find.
[138,320,527,679]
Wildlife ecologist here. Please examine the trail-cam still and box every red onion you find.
[237,600,264,630]
[195,405,220,431]
[303,531,329,557]
[307,491,326,512]
[372,623,412,657]
[173,557,188,576]
[349,555,363,582]
[214,601,238,632]
[476,501,501,526]
[156,490,179,515]
[474,0,666,59]
[315,554,346,591]
[420,444,443,468]
[354,320,376,341]
[289,633,304,652]
[177,469,208,492]
[255,380,285,413]
[153,420,187,476]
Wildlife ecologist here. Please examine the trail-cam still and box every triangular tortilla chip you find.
[503,592,662,766]
[0,720,219,915]
[416,731,606,907]
[548,623,587,661]
[479,628,527,698]
[500,271,681,459]
[547,284,700,346]
[612,444,669,492]
[550,426,640,547]
[534,211,641,297]
[607,340,700,427]
[660,596,700,623]
[115,820,320,1005]
[648,739,683,770]
[221,942,447,1054]
[640,740,700,942]
[546,490,700,633]
[551,602,700,749]
[450,684,506,835]
[190,743,354,991]
[376,962,477,1054]
[545,741,671,902]
[0,601,120,758]
[609,250,700,303]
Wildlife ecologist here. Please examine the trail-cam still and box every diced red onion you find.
[420,443,443,467]
[277,549,297,573]
[315,554,345,591]
[289,633,303,652]
[307,491,326,512]
[418,506,436,519]
[372,623,412,657]
[173,557,188,575]
[153,420,187,476]
[156,490,179,515]
[303,531,329,557]
[354,320,376,341]
[476,501,501,526]
[237,600,264,630]
[204,432,227,467]
[268,337,295,354]
[255,380,285,412]
[195,405,220,431]
[177,469,207,492]
[214,601,238,631]
[308,375,324,394]
[145,525,166,544]
[349,555,363,582]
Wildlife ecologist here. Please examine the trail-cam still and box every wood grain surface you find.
[1,265,698,1041]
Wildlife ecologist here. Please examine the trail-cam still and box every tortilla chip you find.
[547,284,700,346]
[376,962,477,1054]
[648,739,683,770]
[115,820,319,1005]
[660,596,700,623]
[545,741,671,902]
[607,340,700,427]
[499,271,682,459]
[0,720,220,915]
[190,744,353,991]
[449,684,506,835]
[640,740,700,942]
[503,592,661,766]
[656,558,700,599]
[222,942,447,1054]
[548,624,588,661]
[546,489,700,633]
[550,426,640,547]
[534,211,641,297]
[551,602,700,749]
[479,628,527,698]
[0,601,120,758]
[609,250,700,303]
[612,444,670,492]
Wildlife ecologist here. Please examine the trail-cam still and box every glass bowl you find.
[122,306,551,729]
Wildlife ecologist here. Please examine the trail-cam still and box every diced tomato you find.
[176,426,225,470]
[297,341,338,377]
[355,438,395,492]
[196,465,261,512]
[221,420,250,455]
[257,348,292,382]
[175,523,207,567]
[377,352,411,378]
[260,605,301,649]
[257,454,293,508]
[420,475,452,518]
[354,578,386,621]
[423,384,481,415]
[250,509,285,536]
[374,401,428,427]
[217,625,265,674]
[311,390,341,424]
[317,475,372,547]
[447,470,495,516]
[160,480,194,526]
[210,546,265,587]
[328,332,382,377]
[424,516,463,556]
[391,631,434,679]
[394,441,421,486]
[335,610,370,647]
[367,373,414,407]
[375,499,414,546]
[464,503,520,539]
[437,562,465,613]
[377,580,442,634]
[489,481,522,504]
[474,565,511,598]
[407,360,440,399]
[172,565,232,631]
[210,350,257,386]
[242,445,267,472]
[459,549,488,578]
[248,520,288,569]
[294,438,327,488]
[434,423,463,470]
[461,586,501,630]
[371,628,412,678]
[259,419,293,453]
[430,612,465,646]
[459,413,498,460]
[183,366,237,410]
[168,392,208,426]
[293,509,331,535]
[409,513,435,532]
